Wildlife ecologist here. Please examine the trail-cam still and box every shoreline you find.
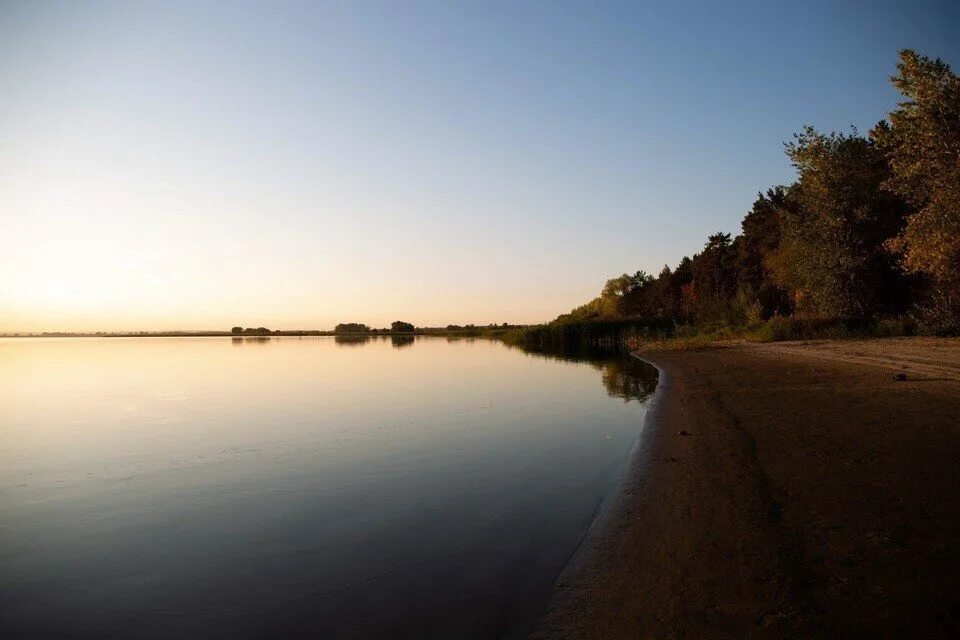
[542,354,668,588]
[530,337,960,638]
[543,355,669,596]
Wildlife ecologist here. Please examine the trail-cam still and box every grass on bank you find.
[500,315,921,352]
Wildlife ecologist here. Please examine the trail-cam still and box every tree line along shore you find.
[505,50,960,351]
[3,323,525,338]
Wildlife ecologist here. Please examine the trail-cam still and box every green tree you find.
[773,126,907,317]
[873,50,960,329]
[687,232,739,324]
[737,188,792,318]
[598,274,632,316]
[334,323,371,334]
[390,321,415,333]
[544,49,954,336]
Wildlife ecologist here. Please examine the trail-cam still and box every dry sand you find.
[531,337,960,639]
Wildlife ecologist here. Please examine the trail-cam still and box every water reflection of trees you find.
[598,359,658,402]
[334,335,372,347]
[391,335,415,348]
[505,343,658,403]
[231,336,274,345]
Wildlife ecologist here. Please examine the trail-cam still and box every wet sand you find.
[531,337,960,638]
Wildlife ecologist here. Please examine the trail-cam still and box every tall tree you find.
[873,50,960,329]
[736,188,796,318]
[687,233,738,325]
[773,127,907,317]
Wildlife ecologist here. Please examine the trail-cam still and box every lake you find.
[0,336,657,639]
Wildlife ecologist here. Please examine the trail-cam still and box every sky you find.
[1,0,957,332]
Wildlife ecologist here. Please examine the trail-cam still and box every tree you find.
[544,49,953,335]
[873,50,960,330]
[231,326,243,334]
[391,321,415,333]
[598,274,633,316]
[644,265,679,320]
[737,188,792,318]
[693,233,737,299]
[684,232,739,325]
[334,323,371,334]
[772,126,907,317]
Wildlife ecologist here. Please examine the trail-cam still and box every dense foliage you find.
[231,326,275,335]
[521,50,958,346]
[334,323,371,334]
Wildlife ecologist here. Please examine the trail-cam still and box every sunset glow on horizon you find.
[2,1,956,333]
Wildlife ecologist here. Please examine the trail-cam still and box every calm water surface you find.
[0,336,657,639]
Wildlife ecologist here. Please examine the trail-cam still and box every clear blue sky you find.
[1,0,957,331]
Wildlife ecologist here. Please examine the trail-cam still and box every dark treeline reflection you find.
[391,335,415,349]
[332,335,417,348]
[506,342,658,403]
[231,336,274,345]
[600,359,659,403]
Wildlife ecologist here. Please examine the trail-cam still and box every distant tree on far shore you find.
[231,326,243,334]
[391,321,415,333]
[335,323,371,334]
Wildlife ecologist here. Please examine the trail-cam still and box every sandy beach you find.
[532,337,960,638]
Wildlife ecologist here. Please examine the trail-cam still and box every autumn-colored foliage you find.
[551,49,959,338]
